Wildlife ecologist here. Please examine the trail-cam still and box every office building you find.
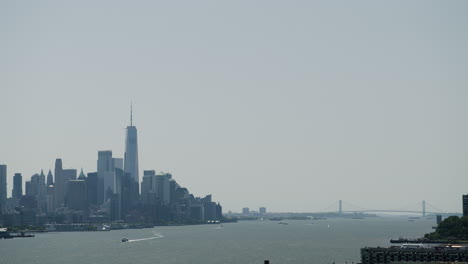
[66,180,87,211]
[63,169,77,181]
[463,194,468,217]
[141,170,154,204]
[124,104,140,204]
[46,169,54,186]
[46,185,55,213]
[154,173,171,205]
[109,193,121,221]
[86,172,98,205]
[12,173,22,199]
[25,174,39,196]
[97,150,113,204]
[259,207,266,215]
[0,165,6,208]
[38,170,46,199]
[202,195,218,220]
[242,207,249,215]
[54,159,65,207]
[120,171,133,217]
[112,158,123,197]
[141,171,171,206]
[361,245,468,263]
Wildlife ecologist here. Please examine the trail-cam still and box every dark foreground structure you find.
[361,245,468,264]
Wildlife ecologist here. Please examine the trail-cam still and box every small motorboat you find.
[122,237,129,242]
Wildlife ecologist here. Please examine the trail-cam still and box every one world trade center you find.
[124,103,140,205]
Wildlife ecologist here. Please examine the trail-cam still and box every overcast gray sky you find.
[1,0,467,213]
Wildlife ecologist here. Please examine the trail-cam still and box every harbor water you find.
[0,217,434,264]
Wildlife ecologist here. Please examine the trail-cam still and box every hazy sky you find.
[1,1,467,213]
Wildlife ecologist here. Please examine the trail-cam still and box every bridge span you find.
[318,200,444,216]
[341,210,438,215]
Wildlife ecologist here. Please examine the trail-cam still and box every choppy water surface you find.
[0,217,434,264]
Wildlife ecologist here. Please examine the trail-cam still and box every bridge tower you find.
[422,200,426,217]
[339,200,343,214]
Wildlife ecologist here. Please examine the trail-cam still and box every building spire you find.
[130,101,133,126]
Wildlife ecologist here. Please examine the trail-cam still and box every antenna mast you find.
[130,101,133,126]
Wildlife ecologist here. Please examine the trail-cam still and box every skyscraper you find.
[12,173,22,199]
[86,172,98,205]
[46,185,55,213]
[54,158,72,208]
[63,169,77,181]
[46,169,54,186]
[97,150,113,204]
[38,170,46,196]
[0,165,6,208]
[25,174,39,197]
[124,103,140,204]
[463,194,468,217]
[66,180,87,211]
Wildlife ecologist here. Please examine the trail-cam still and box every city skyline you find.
[0,105,465,214]
[2,1,467,213]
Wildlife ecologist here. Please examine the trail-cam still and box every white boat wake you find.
[128,232,164,242]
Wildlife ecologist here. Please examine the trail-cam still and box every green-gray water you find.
[1,217,434,264]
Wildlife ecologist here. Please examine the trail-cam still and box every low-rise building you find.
[361,245,468,264]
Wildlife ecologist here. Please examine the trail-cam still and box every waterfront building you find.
[0,165,6,209]
[259,207,266,215]
[216,203,222,219]
[190,203,205,221]
[463,194,468,217]
[202,195,218,220]
[12,173,22,199]
[361,245,468,263]
[242,207,249,215]
[109,193,121,221]
[124,104,140,205]
[46,169,54,186]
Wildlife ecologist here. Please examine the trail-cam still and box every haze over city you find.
[1,0,467,213]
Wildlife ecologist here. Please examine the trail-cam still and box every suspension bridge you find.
[316,200,446,216]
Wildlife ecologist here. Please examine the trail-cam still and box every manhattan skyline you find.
[1,1,467,213]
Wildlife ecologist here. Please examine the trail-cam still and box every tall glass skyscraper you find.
[124,104,140,204]
[12,173,22,199]
[0,164,6,207]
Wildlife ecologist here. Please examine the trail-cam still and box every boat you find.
[122,237,129,242]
